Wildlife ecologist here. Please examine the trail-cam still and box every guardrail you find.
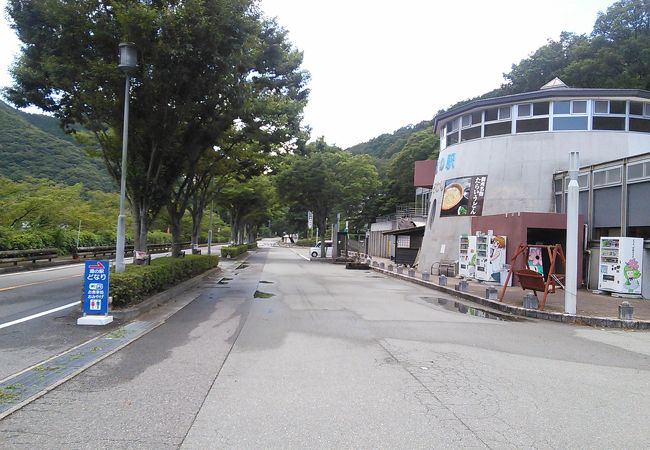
[0,248,59,266]
[73,242,191,259]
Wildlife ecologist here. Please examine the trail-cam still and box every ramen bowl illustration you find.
[441,183,465,211]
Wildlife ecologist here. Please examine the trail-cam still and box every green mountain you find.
[0,101,116,192]
[347,120,433,160]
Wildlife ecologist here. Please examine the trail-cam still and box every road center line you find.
[0,301,80,330]
[0,274,83,293]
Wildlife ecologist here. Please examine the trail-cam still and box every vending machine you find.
[476,233,509,285]
[598,237,643,295]
[475,233,490,280]
[458,235,477,278]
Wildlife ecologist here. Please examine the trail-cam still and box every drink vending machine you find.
[598,237,643,295]
[475,232,510,285]
[458,235,477,278]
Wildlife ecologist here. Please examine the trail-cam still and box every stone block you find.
[619,301,634,320]
[523,292,539,309]
[408,269,416,277]
[439,275,447,286]
[422,272,430,282]
[485,287,498,300]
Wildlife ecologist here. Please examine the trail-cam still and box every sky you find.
[0,0,616,148]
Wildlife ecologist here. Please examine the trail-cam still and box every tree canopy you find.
[5,0,308,251]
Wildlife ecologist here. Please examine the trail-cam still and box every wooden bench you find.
[0,248,59,266]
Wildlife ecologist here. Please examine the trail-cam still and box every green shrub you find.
[220,244,249,258]
[296,238,317,247]
[247,242,258,250]
[109,254,218,308]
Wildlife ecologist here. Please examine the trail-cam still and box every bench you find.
[431,260,457,277]
[0,248,59,266]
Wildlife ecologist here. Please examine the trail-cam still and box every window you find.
[627,160,650,181]
[629,102,650,133]
[553,100,588,131]
[460,112,482,142]
[483,106,511,137]
[593,100,626,131]
[397,235,411,248]
[516,102,549,133]
[445,118,460,146]
[627,181,650,239]
[593,167,622,187]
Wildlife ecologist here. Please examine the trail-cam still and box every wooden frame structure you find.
[498,243,566,311]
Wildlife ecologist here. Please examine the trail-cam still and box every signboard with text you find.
[440,175,488,217]
[83,260,110,315]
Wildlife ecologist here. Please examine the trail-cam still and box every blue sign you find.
[83,260,110,315]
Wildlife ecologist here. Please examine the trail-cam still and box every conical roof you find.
[540,77,568,90]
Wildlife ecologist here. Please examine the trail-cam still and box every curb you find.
[111,267,222,321]
[372,266,650,330]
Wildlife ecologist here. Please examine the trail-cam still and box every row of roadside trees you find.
[5,0,309,256]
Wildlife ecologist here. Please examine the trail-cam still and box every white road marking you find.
[0,301,80,330]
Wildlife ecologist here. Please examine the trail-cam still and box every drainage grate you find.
[0,320,158,418]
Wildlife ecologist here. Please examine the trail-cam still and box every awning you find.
[382,226,426,236]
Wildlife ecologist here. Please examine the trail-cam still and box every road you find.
[2,243,650,448]
[0,246,220,382]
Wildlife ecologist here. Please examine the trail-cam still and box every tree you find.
[5,0,308,253]
[276,141,379,256]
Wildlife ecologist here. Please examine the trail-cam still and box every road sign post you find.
[77,260,113,325]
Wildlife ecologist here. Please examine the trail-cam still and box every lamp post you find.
[115,42,137,273]
[207,201,214,255]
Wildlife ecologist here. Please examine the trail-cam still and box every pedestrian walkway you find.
[368,256,650,324]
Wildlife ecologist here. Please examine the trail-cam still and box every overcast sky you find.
[0,0,616,148]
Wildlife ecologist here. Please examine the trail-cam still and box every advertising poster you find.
[527,247,544,275]
[440,175,488,217]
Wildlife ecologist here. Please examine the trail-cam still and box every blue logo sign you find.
[437,152,456,173]
[83,260,110,315]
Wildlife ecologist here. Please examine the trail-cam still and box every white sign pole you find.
[565,151,579,315]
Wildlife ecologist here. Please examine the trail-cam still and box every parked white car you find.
[310,240,333,258]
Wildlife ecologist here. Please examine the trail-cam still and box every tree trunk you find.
[319,218,327,258]
[131,198,150,264]
[169,211,184,257]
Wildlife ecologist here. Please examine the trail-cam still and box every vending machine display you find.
[598,237,643,295]
[458,235,477,278]
[475,233,509,285]
[475,234,490,280]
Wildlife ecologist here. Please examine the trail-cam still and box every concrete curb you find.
[111,267,222,321]
[372,267,650,330]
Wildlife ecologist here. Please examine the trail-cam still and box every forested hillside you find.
[0,101,115,192]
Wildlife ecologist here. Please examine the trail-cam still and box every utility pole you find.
[565,151,579,315]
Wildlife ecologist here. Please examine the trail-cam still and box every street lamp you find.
[115,42,137,273]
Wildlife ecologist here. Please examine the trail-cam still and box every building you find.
[367,160,435,261]
[420,79,650,297]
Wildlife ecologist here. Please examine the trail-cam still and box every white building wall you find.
[420,130,650,273]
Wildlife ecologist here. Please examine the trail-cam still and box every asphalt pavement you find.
[1,243,650,448]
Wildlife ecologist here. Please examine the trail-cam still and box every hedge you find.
[295,238,317,247]
[220,244,249,258]
[110,254,219,308]
[247,242,258,250]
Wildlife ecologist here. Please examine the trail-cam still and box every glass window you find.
[645,103,650,116]
[499,106,511,119]
[485,108,498,121]
[627,182,650,232]
[579,190,589,222]
[573,101,587,114]
[629,118,650,133]
[555,194,562,213]
[484,121,512,137]
[594,100,609,114]
[518,104,531,117]
[610,100,627,114]
[554,178,563,193]
[627,160,650,181]
[553,116,588,131]
[446,131,459,146]
[554,101,570,115]
[630,101,644,116]
[593,116,626,131]
[607,167,621,183]
[461,114,471,128]
[446,118,459,133]
[593,170,607,186]
[533,102,549,116]
[460,126,481,141]
[578,173,589,189]
[471,111,482,124]
[593,186,622,228]
[516,118,549,133]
